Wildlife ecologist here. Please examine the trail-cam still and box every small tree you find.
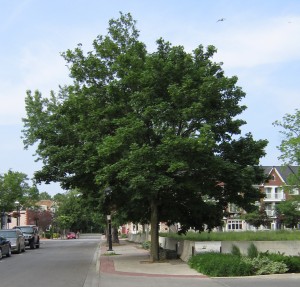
[244,205,269,229]
[273,109,300,186]
[275,195,300,229]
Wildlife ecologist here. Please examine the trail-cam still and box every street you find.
[1,235,300,287]
[0,236,100,287]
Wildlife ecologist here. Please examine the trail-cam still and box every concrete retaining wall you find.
[127,233,300,262]
[221,241,300,256]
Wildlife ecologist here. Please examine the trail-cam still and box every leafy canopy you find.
[22,13,267,238]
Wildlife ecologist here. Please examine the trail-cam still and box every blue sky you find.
[1,0,300,196]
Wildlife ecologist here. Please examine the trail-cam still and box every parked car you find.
[67,232,76,239]
[13,225,40,249]
[0,229,26,253]
[0,236,11,259]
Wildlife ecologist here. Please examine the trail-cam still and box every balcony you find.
[264,193,285,201]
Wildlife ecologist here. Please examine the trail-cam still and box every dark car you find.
[0,236,11,259]
[67,232,76,239]
[0,229,26,253]
[13,225,40,249]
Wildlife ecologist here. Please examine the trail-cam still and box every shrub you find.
[141,241,151,250]
[45,232,51,239]
[231,245,241,257]
[242,256,288,275]
[247,243,258,258]
[261,252,300,273]
[188,253,253,277]
[52,233,60,239]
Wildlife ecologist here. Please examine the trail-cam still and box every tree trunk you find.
[150,199,159,262]
[112,226,119,243]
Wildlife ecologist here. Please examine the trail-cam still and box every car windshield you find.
[0,231,17,238]
[18,227,34,233]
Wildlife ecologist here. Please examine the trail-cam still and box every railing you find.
[264,193,285,201]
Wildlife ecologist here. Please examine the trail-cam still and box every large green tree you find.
[273,109,300,186]
[22,13,267,261]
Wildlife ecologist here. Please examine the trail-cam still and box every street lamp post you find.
[1,207,4,229]
[15,201,20,226]
[107,214,113,252]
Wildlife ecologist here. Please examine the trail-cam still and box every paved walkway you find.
[99,239,206,278]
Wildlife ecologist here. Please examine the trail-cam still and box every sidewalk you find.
[99,239,207,278]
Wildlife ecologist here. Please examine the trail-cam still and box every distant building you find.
[223,166,299,231]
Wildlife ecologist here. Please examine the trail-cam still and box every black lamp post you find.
[1,207,4,229]
[107,214,113,252]
[15,201,20,226]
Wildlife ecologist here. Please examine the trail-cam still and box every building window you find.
[264,187,272,199]
[227,220,242,230]
[270,175,275,181]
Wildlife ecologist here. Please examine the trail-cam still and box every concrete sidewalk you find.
[99,239,207,278]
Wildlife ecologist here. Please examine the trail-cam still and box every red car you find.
[66,232,76,239]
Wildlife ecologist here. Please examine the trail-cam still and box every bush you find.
[52,233,60,239]
[247,243,258,258]
[188,253,253,277]
[231,245,241,257]
[242,256,288,275]
[141,241,151,250]
[261,252,300,273]
[45,232,51,239]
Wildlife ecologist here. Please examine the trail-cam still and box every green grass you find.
[160,230,300,241]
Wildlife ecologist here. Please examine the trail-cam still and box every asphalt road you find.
[1,235,300,287]
[0,237,100,287]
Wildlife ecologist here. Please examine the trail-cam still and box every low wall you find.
[128,233,300,262]
[221,241,300,256]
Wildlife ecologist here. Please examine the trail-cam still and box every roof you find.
[261,165,299,183]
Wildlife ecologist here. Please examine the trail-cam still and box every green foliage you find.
[39,191,52,200]
[247,243,258,258]
[273,109,300,168]
[243,206,269,228]
[261,252,300,273]
[231,245,241,257]
[242,256,288,275]
[188,253,253,277]
[44,232,51,239]
[141,241,151,250]
[0,170,39,211]
[275,196,300,228]
[189,252,291,277]
[54,190,104,233]
[22,12,268,261]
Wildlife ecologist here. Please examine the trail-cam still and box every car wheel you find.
[6,246,12,257]
[30,241,35,249]
[0,248,2,260]
[16,244,21,254]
